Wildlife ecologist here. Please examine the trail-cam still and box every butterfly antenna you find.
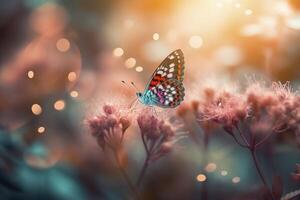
[121,80,132,89]
[131,82,139,92]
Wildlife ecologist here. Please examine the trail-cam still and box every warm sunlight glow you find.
[245,9,253,16]
[189,35,203,49]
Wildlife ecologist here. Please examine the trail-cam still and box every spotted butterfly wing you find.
[146,49,185,91]
[151,79,185,108]
[145,49,185,108]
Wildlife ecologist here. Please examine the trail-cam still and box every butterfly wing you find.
[146,49,185,91]
[150,79,185,108]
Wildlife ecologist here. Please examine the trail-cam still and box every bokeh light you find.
[205,163,217,172]
[152,33,160,41]
[37,126,45,133]
[189,35,203,49]
[113,47,124,57]
[54,100,65,111]
[221,170,228,176]
[70,90,79,98]
[232,176,241,183]
[125,57,137,68]
[135,66,143,72]
[68,72,77,82]
[31,104,42,115]
[56,38,70,52]
[196,174,207,182]
[27,70,34,79]
[235,3,241,8]
[245,9,253,16]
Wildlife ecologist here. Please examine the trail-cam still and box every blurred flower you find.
[87,105,131,150]
[291,163,300,182]
[30,3,67,38]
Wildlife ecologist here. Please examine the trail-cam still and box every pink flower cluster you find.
[87,105,130,150]
[87,105,178,159]
[193,82,300,147]
[137,114,176,161]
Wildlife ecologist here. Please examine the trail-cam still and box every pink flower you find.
[137,113,177,161]
[196,88,247,130]
[87,105,131,150]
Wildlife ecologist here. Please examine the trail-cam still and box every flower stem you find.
[200,133,209,200]
[230,132,248,148]
[236,125,250,147]
[136,141,155,187]
[112,150,140,200]
[250,149,274,200]
[136,154,150,187]
[255,132,273,148]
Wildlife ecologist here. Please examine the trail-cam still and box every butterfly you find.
[136,49,185,108]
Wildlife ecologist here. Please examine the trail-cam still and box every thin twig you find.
[255,132,273,148]
[250,149,274,200]
[141,134,149,155]
[229,131,248,148]
[112,149,140,200]
[236,125,250,147]
[136,154,151,187]
[136,140,156,187]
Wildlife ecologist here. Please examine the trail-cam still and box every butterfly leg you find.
[129,98,138,113]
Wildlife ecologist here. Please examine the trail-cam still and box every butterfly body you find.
[137,90,157,106]
[137,49,185,108]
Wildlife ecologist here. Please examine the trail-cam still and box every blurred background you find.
[0,0,299,199]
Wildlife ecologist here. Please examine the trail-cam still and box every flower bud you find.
[105,114,116,124]
[191,100,199,112]
[120,117,131,132]
[159,142,173,155]
[103,105,116,115]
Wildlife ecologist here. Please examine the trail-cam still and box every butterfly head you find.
[136,92,146,105]
[136,92,143,98]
